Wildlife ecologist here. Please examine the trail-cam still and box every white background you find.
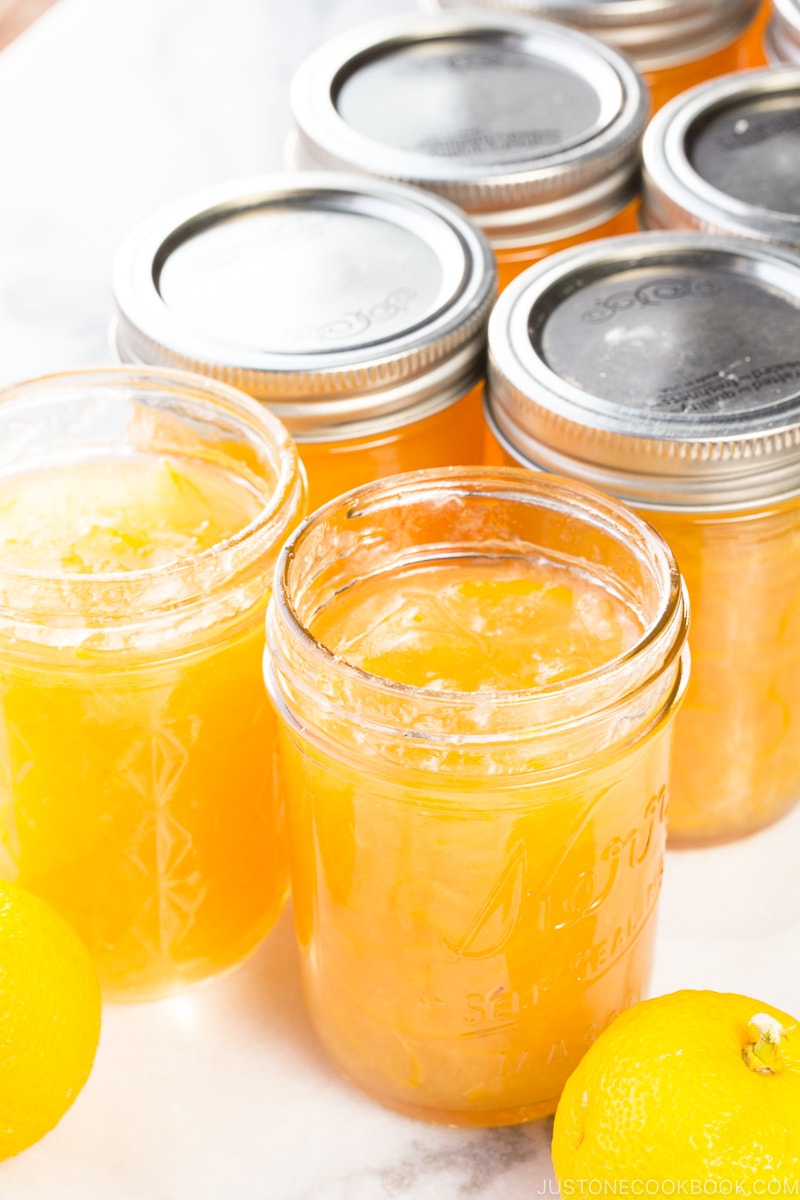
[0,1,798,1196]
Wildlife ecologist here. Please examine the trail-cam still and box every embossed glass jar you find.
[424,0,766,112]
[265,467,688,1125]
[288,14,647,291]
[487,233,800,846]
[766,0,800,62]
[113,175,495,513]
[642,68,800,253]
[0,368,306,1000]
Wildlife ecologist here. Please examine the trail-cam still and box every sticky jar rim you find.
[0,366,306,625]
[266,466,689,757]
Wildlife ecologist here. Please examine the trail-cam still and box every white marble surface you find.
[0,1,799,1196]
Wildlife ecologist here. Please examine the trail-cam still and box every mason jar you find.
[0,368,306,999]
[487,232,800,846]
[288,14,647,291]
[423,0,766,111]
[766,0,800,62]
[113,174,495,513]
[265,467,688,1124]
[642,68,800,253]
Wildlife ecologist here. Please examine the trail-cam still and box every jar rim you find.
[267,467,688,752]
[0,366,305,622]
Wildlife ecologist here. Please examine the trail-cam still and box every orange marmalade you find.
[266,469,688,1124]
[0,369,305,999]
[645,504,800,842]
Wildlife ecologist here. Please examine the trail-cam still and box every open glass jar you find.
[266,467,688,1125]
[113,175,495,513]
[288,14,647,291]
[0,368,306,999]
[487,233,800,846]
[642,68,800,253]
[424,0,765,111]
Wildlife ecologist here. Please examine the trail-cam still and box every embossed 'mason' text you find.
[447,786,667,964]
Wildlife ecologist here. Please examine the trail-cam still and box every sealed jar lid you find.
[488,232,800,511]
[289,13,647,246]
[113,173,495,442]
[642,69,800,250]
[423,0,760,71]
[767,0,800,64]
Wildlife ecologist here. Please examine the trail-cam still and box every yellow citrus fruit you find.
[553,990,800,1196]
[0,879,101,1160]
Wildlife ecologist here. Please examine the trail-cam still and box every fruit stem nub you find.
[742,1013,786,1076]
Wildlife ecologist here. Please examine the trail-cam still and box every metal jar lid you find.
[288,13,647,247]
[113,173,496,443]
[642,69,800,251]
[423,0,760,72]
[766,0,800,64]
[487,232,800,511]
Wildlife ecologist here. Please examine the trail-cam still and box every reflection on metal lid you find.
[487,233,800,510]
[113,174,496,439]
[289,13,646,244]
[157,208,449,356]
[643,68,800,249]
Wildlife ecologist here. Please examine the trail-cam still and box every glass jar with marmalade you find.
[486,232,800,847]
[288,13,647,291]
[642,69,800,254]
[424,0,766,111]
[113,174,495,512]
[266,467,688,1125]
[0,368,306,999]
